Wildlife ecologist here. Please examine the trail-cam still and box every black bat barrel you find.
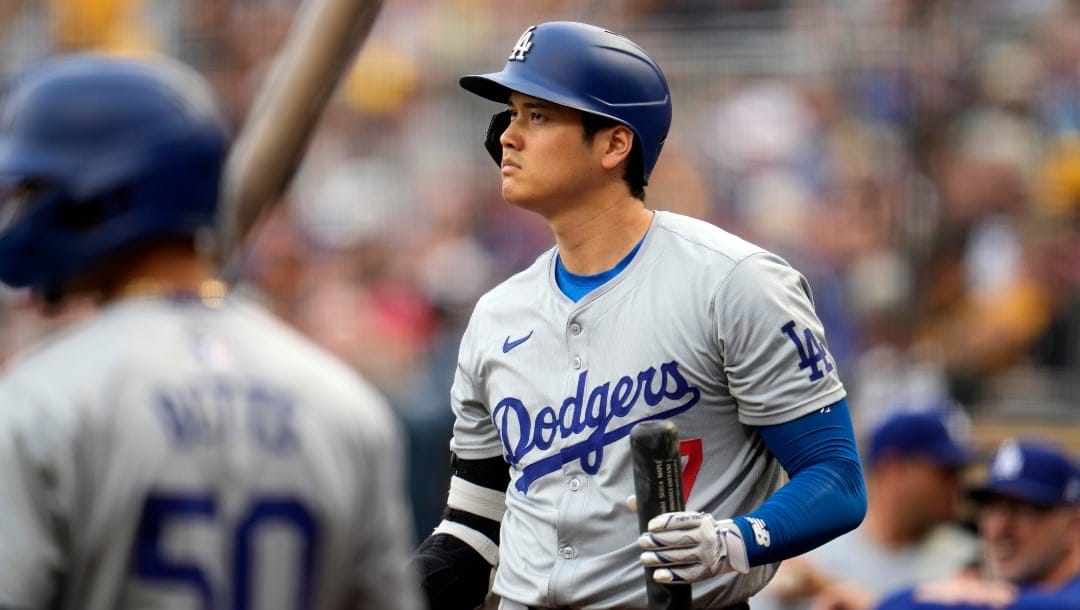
[630,420,692,610]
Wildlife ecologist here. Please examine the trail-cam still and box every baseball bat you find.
[215,0,385,275]
[631,420,692,610]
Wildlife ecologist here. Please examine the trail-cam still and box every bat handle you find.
[631,420,693,610]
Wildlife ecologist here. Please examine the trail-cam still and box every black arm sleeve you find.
[409,454,511,610]
[411,533,490,610]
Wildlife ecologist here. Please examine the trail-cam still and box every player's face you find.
[498,93,609,213]
[895,459,964,531]
[978,496,1079,585]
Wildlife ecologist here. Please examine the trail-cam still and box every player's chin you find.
[500,181,530,206]
[985,551,1023,580]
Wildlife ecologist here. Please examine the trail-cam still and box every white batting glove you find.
[637,511,750,584]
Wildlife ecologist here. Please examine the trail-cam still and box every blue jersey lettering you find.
[781,320,834,382]
[155,378,298,454]
[493,360,701,493]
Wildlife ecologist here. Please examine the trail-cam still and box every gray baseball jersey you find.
[450,211,845,608]
[0,295,422,610]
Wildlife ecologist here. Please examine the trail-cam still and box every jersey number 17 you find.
[680,438,702,501]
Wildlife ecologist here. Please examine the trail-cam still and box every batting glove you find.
[637,511,750,584]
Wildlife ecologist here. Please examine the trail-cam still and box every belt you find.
[500,601,750,610]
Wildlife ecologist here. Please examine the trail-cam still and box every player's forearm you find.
[743,398,868,566]
[410,454,510,610]
[740,457,866,564]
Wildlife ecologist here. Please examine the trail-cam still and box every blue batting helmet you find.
[0,54,229,292]
[460,21,672,184]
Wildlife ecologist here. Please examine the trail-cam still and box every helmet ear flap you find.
[484,110,511,166]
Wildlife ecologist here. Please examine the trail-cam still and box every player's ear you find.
[600,125,634,172]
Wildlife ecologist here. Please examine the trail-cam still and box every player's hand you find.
[636,511,749,583]
[768,557,831,600]
[911,576,1017,608]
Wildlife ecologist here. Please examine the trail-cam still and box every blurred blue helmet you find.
[0,54,229,293]
[460,21,672,184]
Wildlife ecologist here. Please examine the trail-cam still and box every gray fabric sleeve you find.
[715,252,846,426]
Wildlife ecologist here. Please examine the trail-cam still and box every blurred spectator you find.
[236,204,312,325]
[875,437,1080,610]
[49,0,159,55]
[754,409,978,610]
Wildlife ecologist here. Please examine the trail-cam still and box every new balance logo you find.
[508,26,537,61]
[747,517,771,547]
[503,331,533,353]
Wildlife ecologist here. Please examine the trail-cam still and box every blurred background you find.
[2,0,1080,545]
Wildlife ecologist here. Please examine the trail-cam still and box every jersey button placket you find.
[554,319,586,603]
[567,320,583,370]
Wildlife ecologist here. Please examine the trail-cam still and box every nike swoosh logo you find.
[502,331,534,353]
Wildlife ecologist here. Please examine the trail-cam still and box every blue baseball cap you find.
[968,438,1080,508]
[868,410,970,467]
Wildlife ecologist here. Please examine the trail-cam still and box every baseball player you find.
[0,55,422,610]
[875,437,1080,610]
[411,21,868,610]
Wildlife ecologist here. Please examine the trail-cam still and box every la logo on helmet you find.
[509,25,536,61]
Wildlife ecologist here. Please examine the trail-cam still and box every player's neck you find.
[549,195,653,275]
[101,243,222,304]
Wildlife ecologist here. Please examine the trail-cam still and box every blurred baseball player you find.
[875,437,1080,610]
[411,21,867,610]
[0,55,422,610]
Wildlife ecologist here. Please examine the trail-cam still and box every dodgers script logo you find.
[493,361,701,493]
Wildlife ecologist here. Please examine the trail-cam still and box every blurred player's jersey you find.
[0,294,422,610]
[451,211,845,608]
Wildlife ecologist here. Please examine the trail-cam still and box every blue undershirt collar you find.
[555,237,645,302]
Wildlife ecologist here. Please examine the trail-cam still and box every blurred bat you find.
[216,0,384,275]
